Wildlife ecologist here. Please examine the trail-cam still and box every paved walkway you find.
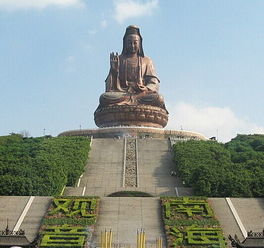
[0,196,29,231]
[137,138,192,196]
[209,198,243,241]
[64,138,192,197]
[209,197,264,243]
[0,196,52,242]
[231,198,264,234]
[92,197,165,246]
[80,138,124,196]
[20,197,52,241]
[63,138,188,246]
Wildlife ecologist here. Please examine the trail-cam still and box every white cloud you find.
[65,55,75,63]
[0,0,84,10]
[64,55,76,72]
[113,0,159,23]
[167,102,264,143]
[101,19,108,28]
[82,43,93,53]
[88,29,97,36]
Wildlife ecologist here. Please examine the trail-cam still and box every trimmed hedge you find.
[0,134,90,196]
[161,197,226,248]
[40,225,90,248]
[163,197,213,219]
[44,197,99,225]
[39,197,99,248]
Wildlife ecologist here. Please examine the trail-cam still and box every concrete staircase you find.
[20,197,52,241]
[81,138,124,196]
[136,138,193,195]
[209,198,244,240]
[61,138,264,246]
[63,137,192,246]
[92,197,165,246]
[0,196,52,242]
[64,138,191,197]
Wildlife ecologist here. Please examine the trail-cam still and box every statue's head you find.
[122,25,144,57]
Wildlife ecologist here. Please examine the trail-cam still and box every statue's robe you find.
[99,54,167,112]
[105,55,159,92]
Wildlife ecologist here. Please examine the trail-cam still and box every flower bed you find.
[161,197,226,248]
[39,196,99,248]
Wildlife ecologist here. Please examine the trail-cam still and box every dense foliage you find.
[173,134,264,197]
[0,134,90,196]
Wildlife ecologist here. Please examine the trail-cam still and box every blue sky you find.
[0,0,264,142]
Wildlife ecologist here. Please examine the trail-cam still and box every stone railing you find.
[247,230,264,237]
[0,229,25,236]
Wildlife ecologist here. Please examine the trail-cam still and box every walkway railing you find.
[99,230,164,248]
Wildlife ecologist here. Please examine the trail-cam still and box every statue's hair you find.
[121,25,144,57]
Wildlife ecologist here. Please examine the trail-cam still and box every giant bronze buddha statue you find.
[94,25,168,128]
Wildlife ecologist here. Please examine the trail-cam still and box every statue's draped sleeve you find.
[142,56,160,92]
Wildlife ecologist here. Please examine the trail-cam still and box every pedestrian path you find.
[92,197,165,246]
[209,198,244,240]
[137,138,192,195]
[64,138,192,197]
[80,138,124,196]
[0,196,52,242]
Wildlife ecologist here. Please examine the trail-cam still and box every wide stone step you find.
[78,138,189,197]
[209,198,243,240]
[20,197,52,241]
[0,196,52,242]
[92,197,165,246]
[82,186,193,197]
[230,198,264,235]
[63,186,86,196]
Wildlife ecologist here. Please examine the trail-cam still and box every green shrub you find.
[172,134,264,197]
[0,135,90,196]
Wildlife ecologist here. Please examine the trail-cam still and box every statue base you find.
[94,104,168,128]
[58,126,207,140]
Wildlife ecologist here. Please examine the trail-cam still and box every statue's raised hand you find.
[110,52,119,74]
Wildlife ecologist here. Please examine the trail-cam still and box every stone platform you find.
[59,126,207,140]
[94,104,168,128]
[1,196,263,247]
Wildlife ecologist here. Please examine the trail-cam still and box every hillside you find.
[172,134,264,197]
[0,134,90,196]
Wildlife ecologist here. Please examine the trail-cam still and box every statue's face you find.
[125,34,140,55]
